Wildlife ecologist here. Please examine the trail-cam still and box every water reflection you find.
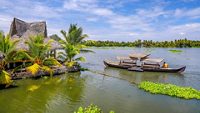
[0,73,87,113]
[104,67,185,84]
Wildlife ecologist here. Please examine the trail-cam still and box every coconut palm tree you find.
[18,35,61,76]
[58,24,91,68]
[0,32,19,86]
[60,24,88,45]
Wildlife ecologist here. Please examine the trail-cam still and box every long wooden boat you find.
[104,60,186,73]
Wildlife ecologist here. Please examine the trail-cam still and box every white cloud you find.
[0,15,13,33]
[86,17,98,22]
[174,7,200,19]
[63,0,97,10]
[1,0,200,41]
[92,8,114,16]
[1,0,61,19]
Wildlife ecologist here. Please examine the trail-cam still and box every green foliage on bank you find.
[0,32,19,86]
[74,104,114,113]
[82,39,200,48]
[139,81,200,100]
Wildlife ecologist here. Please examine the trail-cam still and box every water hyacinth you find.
[139,81,200,100]
[168,49,183,53]
[74,104,114,113]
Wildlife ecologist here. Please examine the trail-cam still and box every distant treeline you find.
[82,39,200,48]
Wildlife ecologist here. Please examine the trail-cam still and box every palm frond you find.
[43,58,62,66]
[41,66,53,77]
[75,57,86,62]
[26,63,40,75]
[15,50,34,61]
[80,49,95,53]
[65,61,76,68]
[0,70,12,85]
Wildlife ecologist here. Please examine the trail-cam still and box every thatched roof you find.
[9,18,61,50]
[117,56,132,60]
[9,18,47,37]
[12,34,61,51]
[45,37,62,50]
[142,58,164,63]
[129,53,150,60]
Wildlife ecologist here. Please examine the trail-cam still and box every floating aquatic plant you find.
[168,49,183,53]
[74,104,114,113]
[139,81,200,100]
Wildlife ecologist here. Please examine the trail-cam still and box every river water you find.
[0,47,199,113]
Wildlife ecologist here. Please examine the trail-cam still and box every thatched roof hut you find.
[9,18,61,51]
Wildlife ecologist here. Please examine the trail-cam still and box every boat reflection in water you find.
[104,66,185,85]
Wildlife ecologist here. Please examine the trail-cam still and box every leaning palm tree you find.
[18,35,61,76]
[58,24,90,68]
[0,32,19,86]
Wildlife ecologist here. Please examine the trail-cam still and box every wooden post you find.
[54,49,56,58]
[13,62,16,68]
[23,62,25,67]
[7,63,10,69]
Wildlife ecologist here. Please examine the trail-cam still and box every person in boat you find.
[162,62,169,68]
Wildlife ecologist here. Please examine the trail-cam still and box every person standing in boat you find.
[162,62,169,68]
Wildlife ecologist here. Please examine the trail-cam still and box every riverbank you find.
[82,39,200,48]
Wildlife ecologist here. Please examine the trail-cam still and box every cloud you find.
[63,0,97,10]
[0,14,14,33]
[0,0,200,41]
[92,8,114,16]
[86,17,98,22]
[0,0,61,19]
[174,7,200,19]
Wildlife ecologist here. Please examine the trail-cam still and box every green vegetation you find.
[83,39,200,48]
[0,32,19,86]
[57,24,91,67]
[18,35,61,75]
[74,104,114,113]
[139,81,200,100]
[168,49,183,53]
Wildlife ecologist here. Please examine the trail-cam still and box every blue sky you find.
[0,0,200,41]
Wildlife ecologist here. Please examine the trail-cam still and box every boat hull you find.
[141,66,186,73]
[104,60,186,73]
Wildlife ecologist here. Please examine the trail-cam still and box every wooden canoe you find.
[104,60,186,73]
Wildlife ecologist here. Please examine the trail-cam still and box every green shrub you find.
[74,104,114,113]
[139,81,200,100]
